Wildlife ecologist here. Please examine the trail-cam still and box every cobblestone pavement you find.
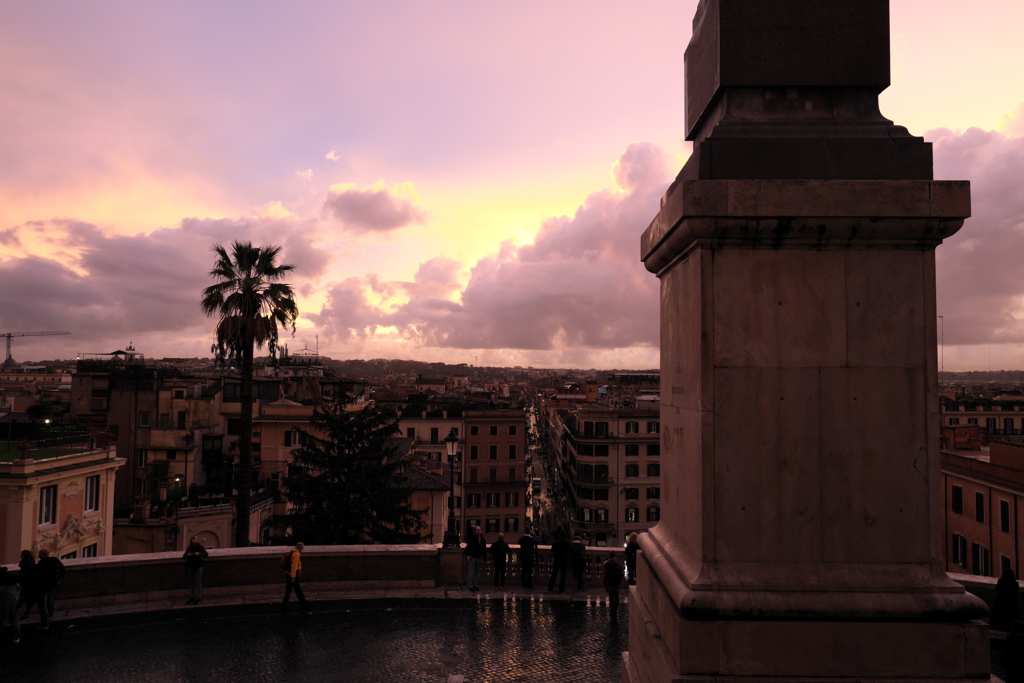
[0,595,628,683]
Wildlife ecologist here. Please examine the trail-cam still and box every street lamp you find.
[442,428,461,548]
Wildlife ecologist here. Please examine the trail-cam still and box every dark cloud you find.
[934,127,1024,345]
[311,143,674,353]
[0,215,321,358]
[322,186,426,232]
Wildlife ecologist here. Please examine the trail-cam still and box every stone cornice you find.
[641,179,970,276]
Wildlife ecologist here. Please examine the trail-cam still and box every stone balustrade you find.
[1,544,628,609]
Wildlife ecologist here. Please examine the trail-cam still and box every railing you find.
[0,433,106,463]
[0,545,627,609]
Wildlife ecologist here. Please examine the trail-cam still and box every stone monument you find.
[624,1,990,681]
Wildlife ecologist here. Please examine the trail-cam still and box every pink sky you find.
[0,1,1022,370]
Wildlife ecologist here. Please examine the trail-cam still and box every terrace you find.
[0,546,1013,682]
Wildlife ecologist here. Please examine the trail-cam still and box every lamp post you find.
[442,428,461,548]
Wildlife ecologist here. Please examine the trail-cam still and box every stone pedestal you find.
[624,2,989,681]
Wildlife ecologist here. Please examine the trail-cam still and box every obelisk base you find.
[623,578,989,682]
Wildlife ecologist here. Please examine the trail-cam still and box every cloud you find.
[0,214,326,358]
[311,143,674,356]
[934,125,1024,345]
[322,182,427,233]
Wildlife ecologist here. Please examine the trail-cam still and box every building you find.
[941,440,1024,577]
[463,410,529,542]
[550,406,661,546]
[0,435,125,564]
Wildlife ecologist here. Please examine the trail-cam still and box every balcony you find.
[571,518,616,533]
[0,433,111,463]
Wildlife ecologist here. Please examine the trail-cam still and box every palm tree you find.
[201,242,298,547]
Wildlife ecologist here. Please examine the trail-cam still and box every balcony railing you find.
[0,433,108,463]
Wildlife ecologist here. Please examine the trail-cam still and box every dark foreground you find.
[0,597,628,683]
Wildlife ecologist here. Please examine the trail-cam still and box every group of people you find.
[0,547,66,644]
[462,526,638,620]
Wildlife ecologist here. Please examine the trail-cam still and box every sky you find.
[0,1,1022,371]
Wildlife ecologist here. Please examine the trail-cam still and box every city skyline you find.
[1,1,1022,370]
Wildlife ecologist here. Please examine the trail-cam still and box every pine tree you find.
[280,397,426,544]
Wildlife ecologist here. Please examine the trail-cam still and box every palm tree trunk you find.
[235,341,254,547]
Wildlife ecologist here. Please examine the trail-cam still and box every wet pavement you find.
[0,595,627,683]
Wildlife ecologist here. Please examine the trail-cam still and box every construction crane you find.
[1,331,71,363]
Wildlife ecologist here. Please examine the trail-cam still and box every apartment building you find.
[555,407,661,546]
[941,400,1024,437]
[941,440,1024,577]
[0,436,125,564]
[463,410,528,543]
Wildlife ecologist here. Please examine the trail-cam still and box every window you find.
[625,421,639,434]
[647,487,661,499]
[595,464,609,482]
[468,519,480,531]
[1006,418,1016,433]
[407,427,415,440]
[82,544,98,558]
[509,425,517,436]
[430,427,439,444]
[134,478,147,496]
[508,444,517,459]
[625,444,639,457]
[486,493,500,508]
[647,464,661,477]
[972,543,990,576]
[595,422,609,437]
[626,508,639,523]
[486,518,500,533]
[647,421,660,434]
[173,388,185,399]
[594,488,609,501]
[579,444,594,456]
[1001,500,1011,533]
[580,488,594,500]
[285,430,301,447]
[596,508,609,523]
[177,410,187,429]
[227,418,242,435]
[967,417,978,425]
[508,467,516,481]
[624,488,639,500]
[470,445,479,460]
[467,493,481,508]
[648,507,661,522]
[489,426,498,436]
[595,445,609,457]
[85,475,100,513]
[948,417,960,426]
[489,445,498,460]
[1003,555,1013,576]
[987,417,998,431]
[506,492,519,507]
[505,517,519,532]
[625,464,640,478]
[38,485,57,526]
[581,508,593,523]
[61,551,77,560]
[489,468,497,483]
[166,449,177,461]
[952,485,963,514]
[647,444,660,456]
[952,533,967,567]
[140,411,152,427]
[470,426,479,436]
[976,492,985,523]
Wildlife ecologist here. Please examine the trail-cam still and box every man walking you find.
[490,533,511,588]
[517,529,538,589]
[464,526,486,592]
[182,535,209,605]
[33,547,64,629]
[282,542,306,613]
